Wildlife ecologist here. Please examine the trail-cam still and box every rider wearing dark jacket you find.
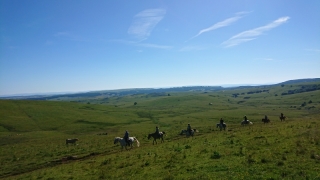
[220,118,224,125]
[244,116,248,123]
[123,130,129,146]
[155,126,160,135]
[187,124,192,134]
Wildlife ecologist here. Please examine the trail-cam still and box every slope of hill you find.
[2,78,319,101]
[0,80,319,179]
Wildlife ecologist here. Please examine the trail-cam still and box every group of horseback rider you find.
[123,126,162,146]
[123,113,285,145]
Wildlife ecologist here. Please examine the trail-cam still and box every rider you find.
[187,123,192,134]
[220,118,224,125]
[264,115,268,121]
[123,130,129,146]
[244,115,248,123]
[280,113,284,118]
[220,118,224,128]
[155,126,160,135]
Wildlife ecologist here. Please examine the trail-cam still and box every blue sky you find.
[1,0,319,96]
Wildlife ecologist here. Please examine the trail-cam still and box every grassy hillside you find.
[0,82,319,179]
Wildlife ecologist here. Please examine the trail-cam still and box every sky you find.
[1,0,319,96]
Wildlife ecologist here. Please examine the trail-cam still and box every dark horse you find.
[180,129,198,137]
[148,132,165,145]
[261,118,270,124]
[216,123,227,131]
[279,116,286,121]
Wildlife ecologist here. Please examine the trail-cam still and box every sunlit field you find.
[1,82,319,179]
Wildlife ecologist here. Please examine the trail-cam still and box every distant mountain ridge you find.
[277,78,320,85]
[1,78,319,100]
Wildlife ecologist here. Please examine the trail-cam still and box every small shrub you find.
[261,158,268,163]
[211,151,221,159]
[277,161,284,166]
[174,147,182,152]
[101,159,111,165]
[247,155,255,164]
[200,149,208,154]
[144,161,150,166]
[282,154,287,160]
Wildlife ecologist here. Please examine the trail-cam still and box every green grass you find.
[0,82,320,179]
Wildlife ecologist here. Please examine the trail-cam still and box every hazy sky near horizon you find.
[1,0,319,96]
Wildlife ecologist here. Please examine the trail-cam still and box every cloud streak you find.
[189,11,249,40]
[222,16,290,47]
[128,9,166,41]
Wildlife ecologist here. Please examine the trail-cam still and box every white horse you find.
[114,137,140,150]
[241,120,253,126]
[180,129,198,137]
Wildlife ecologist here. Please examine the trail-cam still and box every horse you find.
[261,118,270,124]
[114,137,140,150]
[148,132,165,145]
[216,123,227,131]
[241,120,253,126]
[279,116,286,121]
[180,129,198,137]
[66,138,78,145]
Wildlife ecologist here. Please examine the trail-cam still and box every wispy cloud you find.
[189,11,250,41]
[128,9,166,41]
[222,16,290,47]
[137,43,172,49]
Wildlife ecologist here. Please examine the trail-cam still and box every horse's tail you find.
[134,137,140,147]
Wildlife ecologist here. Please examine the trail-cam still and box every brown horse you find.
[279,116,286,121]
[261,118,270,124]
[148,132,165,145]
